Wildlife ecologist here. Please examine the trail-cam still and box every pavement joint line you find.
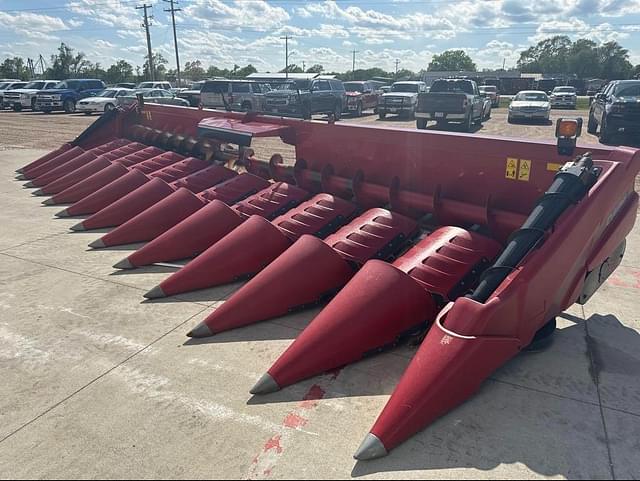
[0,251,212,308]
[584,303,617,480]
[0,230,72,254]
[0,304,210,447]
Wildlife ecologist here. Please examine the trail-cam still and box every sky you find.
[0,0,639,74]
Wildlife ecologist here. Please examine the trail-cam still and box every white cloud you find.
[181,0,289,32]
[0,11,68,41]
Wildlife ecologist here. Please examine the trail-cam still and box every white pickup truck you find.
[3,80,60,111]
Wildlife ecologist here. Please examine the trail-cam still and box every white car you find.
[136,81,173,91]
[77,88,134,115]
[3,80,59,111]
[508,91,551,123]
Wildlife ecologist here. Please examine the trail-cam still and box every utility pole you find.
[137,4,154,81]
[302,60,306,72]
[280,35,291,79]
[164,0,182,87]
[395,59,400,78]
[352,50,358,80]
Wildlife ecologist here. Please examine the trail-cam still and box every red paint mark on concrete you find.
[607,267,640,289]
[263,435,283,454]
[300,384,325,409]
[283,413,308,429]
[247,379,335,478]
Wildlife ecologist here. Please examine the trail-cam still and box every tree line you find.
[1,38,638,85]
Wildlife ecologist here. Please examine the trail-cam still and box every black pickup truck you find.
[588,80,640,144]
[415,79,484,132]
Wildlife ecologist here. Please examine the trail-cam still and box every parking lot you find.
[0,107,616,152]
[0,107,639,479]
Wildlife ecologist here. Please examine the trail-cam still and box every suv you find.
[588,80,640,144]
[377,81,427,119]
[343,81,380,117]
[136,81,172,90]
[415,78,484,131]
[200,80,271,112]
[0,81,28,109]
[264,78,346,119]
[550,86,577,109]
[3,80,59,111]
[35,79,106,113]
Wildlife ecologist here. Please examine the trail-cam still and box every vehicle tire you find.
[507,115,513,124]
[378,112,386,120]
[31,98,37,110]
[416,118,428,130]
[83,112,92,116]
[355,102,363,117]
[42,109,52,114]
[587,113,598,134]
[333,102,342,121]
[599,115,613,144]
[12,105,21,112]
[104,103,115,113]
[63,99,76,114]
[241,101,252,112]
[302,105,312,120]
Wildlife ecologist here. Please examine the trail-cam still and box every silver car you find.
[508,91,551,123]
[200,80,271,112]
[117,89,190,108]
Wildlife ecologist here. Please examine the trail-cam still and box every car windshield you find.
[190,81,205,90]
[137,82,155,89]
[430,80,473,94]
[482,86,497,92]
[614,83,640,97]
[515,92,548,101]
[391,83,419,93]
[554,87,575,93]
[344,83,365,92]
[96,89,118,98]
[24,81,46,90]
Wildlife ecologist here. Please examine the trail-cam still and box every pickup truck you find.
[264,78,346,120]
[343,81,380,117]
[588,79,640,144]
[35,79,106,113]
[377,81,427,119]
[0,80,28,109]
[3,80,59,111]
[415,78,484,132]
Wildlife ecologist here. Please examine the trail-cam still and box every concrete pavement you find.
[0,149,638,479]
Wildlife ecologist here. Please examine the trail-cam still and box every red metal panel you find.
[197,173,270,204]
[393,227,502,300]
[232,182,310,220]
[325,208,418,265]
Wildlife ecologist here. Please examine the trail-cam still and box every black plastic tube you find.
[470,153,599,303]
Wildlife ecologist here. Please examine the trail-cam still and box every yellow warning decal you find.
[547,162,563,172]
[518,159,531,181]
[505,157,518,179]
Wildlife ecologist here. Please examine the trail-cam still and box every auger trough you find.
[16,102,640,460]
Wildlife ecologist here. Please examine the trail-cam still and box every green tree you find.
[598,41,633,79]
[395,68,417,80]
[45,43,75,78]
[235,64,257,78]
[143,53,168,80]
[0,57,29,80]
[428,50,476,72]
[306,64,324,74]
[184,60,206,81]
[633,64,640,79]
[104,60,134,84]
[567,39,600,78]
[280,64,304,74]
[518,36,572,74]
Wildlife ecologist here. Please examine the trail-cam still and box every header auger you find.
[15,103,640,461]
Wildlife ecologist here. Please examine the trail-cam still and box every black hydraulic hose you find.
[469,153,600,303]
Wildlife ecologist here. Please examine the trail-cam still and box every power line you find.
[280,35,292,79]
[352,49,358,79]
[164,0,182,87]
[136,3,154,81]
